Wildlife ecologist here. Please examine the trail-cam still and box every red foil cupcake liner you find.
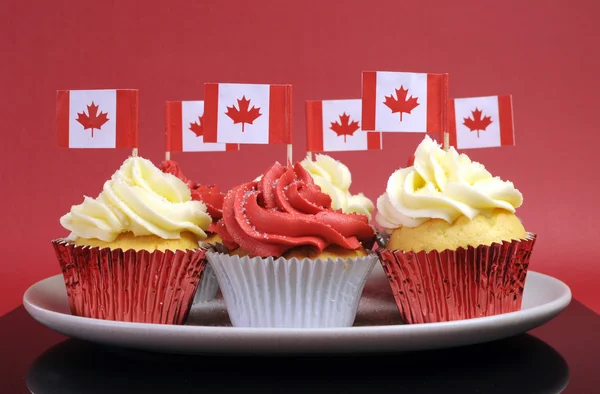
[52,239,207,324]
[376,233,536,324]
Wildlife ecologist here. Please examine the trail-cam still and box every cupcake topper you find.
[202,82,293,163]
[305,99,383,153]
[442,80,449,151]
[164,100,239,160]
[446,95,515,150]
[361,71,449,148]
[56,89,139,156]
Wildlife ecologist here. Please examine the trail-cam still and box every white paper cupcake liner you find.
[192,263,220,303]
[206,252,378,328]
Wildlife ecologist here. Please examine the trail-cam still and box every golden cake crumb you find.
[282,244,368,260]
[203,233,223,246]
[74,231,201,252]
[388,209,526,252]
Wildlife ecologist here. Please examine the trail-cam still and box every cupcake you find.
[53,156,212,324]
[376,136,536,324]
[300,153,374,219]
[160,159,225,302]
[208,161,377,328]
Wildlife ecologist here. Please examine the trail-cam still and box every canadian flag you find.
[448,95,514,149]
[362,71,448,133]
[306,99,382,152]
[165,101,238,152]
[56,89,138,148]
[203,83,292,144]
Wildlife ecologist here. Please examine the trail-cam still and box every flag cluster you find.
[304,71,514,152]
[56,74,515,152]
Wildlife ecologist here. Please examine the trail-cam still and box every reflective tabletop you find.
[1,299,599,393]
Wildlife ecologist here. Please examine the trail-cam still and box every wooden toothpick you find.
[287,144,293,166]
[442,74,450,151]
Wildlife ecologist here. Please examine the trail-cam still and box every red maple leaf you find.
[189,115,204,137]
[225,96,262,132]
[383,86,419,121]
[330,112,360,143]
[76,101,109,138]
[463,108,492,138]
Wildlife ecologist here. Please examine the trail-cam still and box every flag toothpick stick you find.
[306,151,312,160]
[132,148,138,157]
[443,132,449,152]
[443,75,449,151]
[287,144,293,165]
[165,151,171,161]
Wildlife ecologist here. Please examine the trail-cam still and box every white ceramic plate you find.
[23,265,571,354]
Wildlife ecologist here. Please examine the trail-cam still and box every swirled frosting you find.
[376,136,523,230]
[300,154,374,219]
[160,160,225,232]
[159,159,195,190]
[61,157,212,242]
[191,185,224,222]
[218,162,375,257]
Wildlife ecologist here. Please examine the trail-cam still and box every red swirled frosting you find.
[160,160,224,232]
[217,162,375,257]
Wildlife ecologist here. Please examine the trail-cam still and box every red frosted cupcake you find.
[375,136,536,324]
[207,161,377,328]
[160,160,224,238]
[160,159,224,302]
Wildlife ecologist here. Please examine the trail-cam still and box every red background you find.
[1,0,599,317]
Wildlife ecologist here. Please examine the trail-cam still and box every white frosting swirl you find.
[376,136,523,230]
[61,157,212,242]
[300,154,374,219]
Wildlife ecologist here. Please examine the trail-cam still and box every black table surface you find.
[1,300,599,394]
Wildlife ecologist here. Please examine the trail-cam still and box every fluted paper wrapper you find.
[376,233,536,324]
[207,251,378,328]
[52,239,207,325]
[192,263,219,303]
[192,242,230,304]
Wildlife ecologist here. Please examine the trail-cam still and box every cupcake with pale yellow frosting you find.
[376,136,536,324]
[300,154,374,220]
[53,156,212,324]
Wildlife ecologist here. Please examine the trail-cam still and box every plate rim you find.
[23,270,572,337]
